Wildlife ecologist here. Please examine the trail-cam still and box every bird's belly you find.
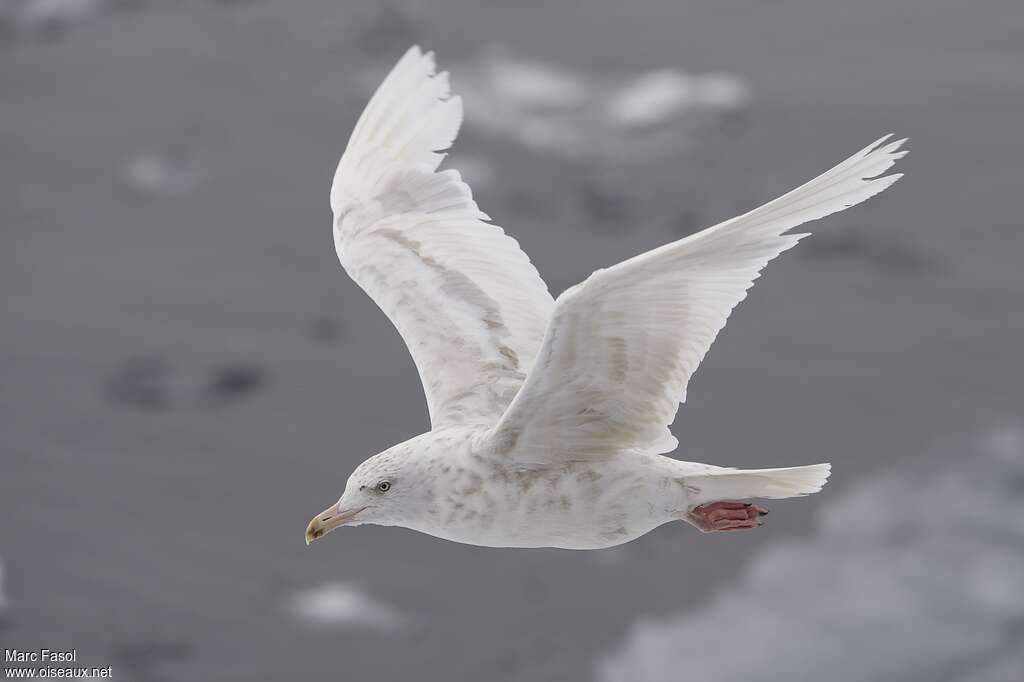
[412,459,685,549]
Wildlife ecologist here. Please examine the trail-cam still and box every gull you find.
[305,46,906,549]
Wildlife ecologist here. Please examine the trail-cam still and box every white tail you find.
[689,463,831,505]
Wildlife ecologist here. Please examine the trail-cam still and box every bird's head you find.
[305,448,432,545]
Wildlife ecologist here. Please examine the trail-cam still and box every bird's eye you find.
[376,480,391,493]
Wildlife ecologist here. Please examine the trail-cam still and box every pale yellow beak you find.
[305,505,366,545]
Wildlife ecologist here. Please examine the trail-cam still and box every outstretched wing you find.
[332,46,554,428]
[489,136,907,462]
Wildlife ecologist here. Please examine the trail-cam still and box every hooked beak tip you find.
[304,505,365,545]
[305,514,329,545]
[304,518,323,545]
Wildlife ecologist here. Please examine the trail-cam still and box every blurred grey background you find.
[1,1,1022,680]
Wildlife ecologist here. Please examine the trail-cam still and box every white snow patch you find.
[606,70,696,128]
[488,58,589,110]
[489,59,593,109]
[453,50,748,161]
[124,150,203,197]
[599,426,1024,682]
[690,73,750,110]
[605,70,747,129]
[287,582,409,634]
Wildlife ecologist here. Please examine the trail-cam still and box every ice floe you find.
[286,582,409,634]
[599,425,1024,682]
[453,50,748,161]
[123,149,204,197]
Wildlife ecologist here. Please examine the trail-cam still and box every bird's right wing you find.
[488,136,907,463]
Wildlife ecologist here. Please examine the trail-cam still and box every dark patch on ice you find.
[105,357,266,410]
[104,357,172,410]
[205,363,265,403]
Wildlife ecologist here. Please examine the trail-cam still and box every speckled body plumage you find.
[357,429,697,549]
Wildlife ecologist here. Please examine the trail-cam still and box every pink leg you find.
[686,501,768,533]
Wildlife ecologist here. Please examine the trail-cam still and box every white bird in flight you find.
[305,46,906,549]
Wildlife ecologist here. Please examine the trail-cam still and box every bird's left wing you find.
[332,47,554,428]
[487,136,907,463]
